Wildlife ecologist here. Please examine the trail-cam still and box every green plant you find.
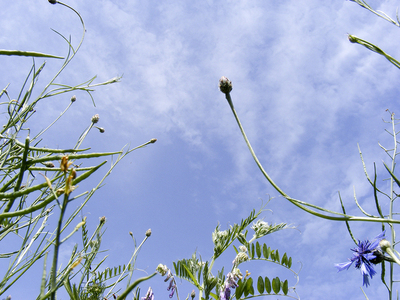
[0,1,156,299]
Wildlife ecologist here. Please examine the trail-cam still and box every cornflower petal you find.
[335,261,352,271]
[335,231,385,287]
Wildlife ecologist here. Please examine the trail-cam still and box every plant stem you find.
[50,192,69,300]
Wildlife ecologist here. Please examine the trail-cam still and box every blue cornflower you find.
[335,231,385,287]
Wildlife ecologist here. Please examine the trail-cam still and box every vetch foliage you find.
[160,207,300,300]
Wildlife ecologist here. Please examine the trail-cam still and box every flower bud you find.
[379,239,391,252]
[150,138,157,143]
[219,76,232,94]
[156,264,168,276]
[48,0,57,4]
[91,114,100,123]
[70,95,77,102]
[99,216,106,224]
[239,245,247,253]
[348,34,357,43]
[146,228,152,237]
[232,251,250,266]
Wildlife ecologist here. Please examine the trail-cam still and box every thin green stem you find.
[389,113,397,299]
[50,192,69,300]
[224,93,288,198]
[223,91,400,225]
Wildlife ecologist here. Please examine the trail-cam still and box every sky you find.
[1,0,400,299]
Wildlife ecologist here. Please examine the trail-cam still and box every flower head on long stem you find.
[335,231,385,287]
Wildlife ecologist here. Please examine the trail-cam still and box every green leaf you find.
[181,263,200,288]
[0,49,64,59]
[275,249,280,263]
[281,253,288,266]
[272,277,281,294]
[249,283,254,296]
[243,280,249,297]
[243,278,253,297]
[270,250,275,261]
[265,277,271,294]
[282,280,289,295]
[256,242,261,258]
[257,276,264,294]
[236,279,245,299]
[251,243,255,259]
[118,273,157,300]
[262,244,269,259]
[383,161,400,188]
[245,277,254,296]
[288,256,292,268]
[209,292,219,300]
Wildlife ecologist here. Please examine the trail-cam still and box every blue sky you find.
[2,0,400,299]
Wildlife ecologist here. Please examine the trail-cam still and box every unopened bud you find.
[146,228,152,237]
[150,138,157,143]
[99,216,106,224]
[48,0,57,4]
[239,245,247,253]
[91,114,100,123]
[219,76,233,94]
[348,34,357,43]
[70,95,76,102]
[156,264,168,276]
[191,290,196,300]
[232,252,249,266]
[380,239,391,252]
